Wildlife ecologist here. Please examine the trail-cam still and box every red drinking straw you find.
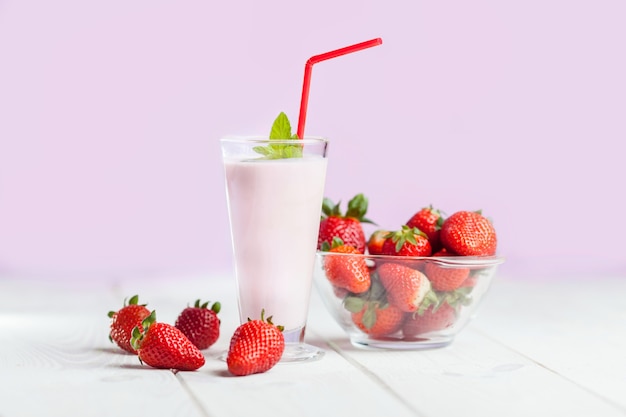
[296,38,383,140]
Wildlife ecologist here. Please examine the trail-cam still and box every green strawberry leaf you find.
[435,215,445,229]
[346,194,367,218]
[362,304,377,329]
[367,278,387,302]
[345,194,376,224]
[130,310,157,350]
[321,197,336,217]
[321,237,345,252]
[388,225,427,253]
[439,287,473,308]
[330,237,345,248]
[417,290,440,315]
[322,194,376,224]
[344,296,365,313]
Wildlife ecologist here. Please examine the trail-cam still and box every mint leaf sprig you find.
[253,112,303,159]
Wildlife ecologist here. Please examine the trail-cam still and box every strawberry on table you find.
[377,262,435,313]
[440,210,497,256]
[367,229,389,255]
[406,205,445,252]
[175,299,221,350]
[226,310,285,376]
[424,250,470,292]
[131,311,205,371]
[322,237,371,294]
[108,295,151,354]
[381,225,432,257]
[318,193,374,254]
[403,301,457,337]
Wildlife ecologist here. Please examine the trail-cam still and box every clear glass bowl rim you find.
[316,251,505,267]
[220,136,328,145]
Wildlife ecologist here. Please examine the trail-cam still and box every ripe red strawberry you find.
[346,297,405,337]
[377,262,435,312]
[227,310,285,376]
[460,275,478,288]
[318,194,374,254]
[108,295,150,354]
[406,205,445,252]
[381,226,432,257]
[424,251,470,292]
[131,311,205,371]
[323,239,371,294]
[367,229,389,255]
[424,263,470,292]
[440,210,497,256]
[175,300,221,350]
[431,247,455,256]
[402,301,457,337]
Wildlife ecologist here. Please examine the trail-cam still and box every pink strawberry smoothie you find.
[224,155,327,341]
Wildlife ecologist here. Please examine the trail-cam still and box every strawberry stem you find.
[320,194,376,225]
[130,310,157,350]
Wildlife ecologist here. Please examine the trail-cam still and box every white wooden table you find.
[1,272,625,417]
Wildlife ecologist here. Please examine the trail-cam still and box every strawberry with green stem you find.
[402,286,473,337]
[402,301,457,337]
[440,210,497,256]
[108,295,151,354]
[344,279,404,337]
[367,229,389,255]
[226,309,285,376]
[381,225,432,257]
[349,299,405,337]
[424,250,470,292]
[318,193,374,254]
[377,262,436,313]
[406,205,445,252]
[131,311,205,371]
[322,237,371,294]
[175,300,221,350]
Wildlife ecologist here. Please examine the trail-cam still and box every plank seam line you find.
[176,372,214,417]
[323,338,428,417]
[473,328,626,416]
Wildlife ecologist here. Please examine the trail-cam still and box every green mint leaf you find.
[269,111,293,139]
[253,112,303,159]
[253,146,271,156]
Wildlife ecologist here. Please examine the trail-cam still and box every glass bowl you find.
[313,251,504,349]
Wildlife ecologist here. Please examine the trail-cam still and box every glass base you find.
[349,334,454,350]
[280,342,325,363]
[217,343,324,363]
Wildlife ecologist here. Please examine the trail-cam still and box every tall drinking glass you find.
[221,137,328,362]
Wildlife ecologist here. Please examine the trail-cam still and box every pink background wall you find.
[1,0,625,279]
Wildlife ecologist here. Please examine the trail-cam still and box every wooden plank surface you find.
[1,273,625,417]
[472,275,626,414]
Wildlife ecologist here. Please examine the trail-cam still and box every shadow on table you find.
[305,335,360,352]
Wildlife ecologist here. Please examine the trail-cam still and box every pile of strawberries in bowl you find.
[313,194,504,349]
